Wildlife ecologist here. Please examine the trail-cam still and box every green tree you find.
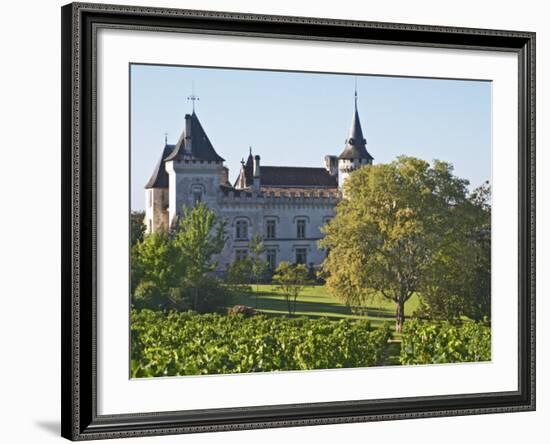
[418,181,491,322]
[320,156,474,332]
[130,211,146,246]
[248,234,268,307]
[133,280,164,310]
[172,203,226,310]
[224,257,253,296]
[272,262,309,315]
[130,231,178,297]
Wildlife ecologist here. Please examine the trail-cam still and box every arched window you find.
[191,185,204,205]
[235,220,248,240]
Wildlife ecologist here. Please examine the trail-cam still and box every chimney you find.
[184,114,192,153]
[324,155,338,176]
[253,155,261,191]
[219,166,229,186]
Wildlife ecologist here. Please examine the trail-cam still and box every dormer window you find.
[348,137,355,145]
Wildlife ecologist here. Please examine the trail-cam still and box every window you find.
[266,249,277,271]
[235,249,248,262]
[192,190,202,204]
[296,219,306,239]
[235,220,248,240]
[191,186,203,205]
[295,248,307,265]
[266,220,276,239]
[148,190,152,207]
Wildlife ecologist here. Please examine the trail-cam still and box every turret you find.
[144,142,173,233]
[160,110,226,226]
[338,89,373,189]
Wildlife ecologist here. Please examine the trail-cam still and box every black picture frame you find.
[61,2,536,440]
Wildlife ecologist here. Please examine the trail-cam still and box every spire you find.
[233,148,255,188]
[235,158,248,189]
[145,143,175,189]
[338,85,373,161]
[354,77,358,111]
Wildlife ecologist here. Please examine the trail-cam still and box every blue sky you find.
[130,64,491,211]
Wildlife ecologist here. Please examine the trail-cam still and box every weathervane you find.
[354,77,358,110]
[187,81,199,112]
[164,132,168,145]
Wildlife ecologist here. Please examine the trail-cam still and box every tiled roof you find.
[144,144,175,189]
[165,111,225,162]
[233,156,338,189]
[260,166,338,187]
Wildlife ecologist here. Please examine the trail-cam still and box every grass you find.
[229,284,419,327]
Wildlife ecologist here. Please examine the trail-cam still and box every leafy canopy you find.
[319,156,488,331]
[131,203,227,311]
[272,262,309,315]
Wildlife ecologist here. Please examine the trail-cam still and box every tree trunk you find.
[395,299,405,333]
[286,295,292,316]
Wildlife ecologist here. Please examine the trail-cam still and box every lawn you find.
[228,284,420,330]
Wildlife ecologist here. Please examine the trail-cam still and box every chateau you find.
[144,95,373,273]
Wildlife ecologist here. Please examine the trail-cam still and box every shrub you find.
[131,310,392,377]
[399,319,491,365]
[227,305,261,317]
[133,281,165,310]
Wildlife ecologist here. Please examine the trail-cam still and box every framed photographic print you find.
[61,2,536,440]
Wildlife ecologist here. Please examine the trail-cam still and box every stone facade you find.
[144,100,373,273]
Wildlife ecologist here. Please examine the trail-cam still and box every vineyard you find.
[131,309,392,377]
[400,319,491,364]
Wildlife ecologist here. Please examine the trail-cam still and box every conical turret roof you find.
[338,98,373,161]
[165,111,225,162]
[145,143,176,189]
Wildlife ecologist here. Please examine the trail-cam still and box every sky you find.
[130,64,491,211]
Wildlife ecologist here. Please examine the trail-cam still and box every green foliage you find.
[399,319,491,365]
[173,203,226,284]
[133,281,165,310]
[131,309,392,377]
[320,156,490,332]
[416,181,491,323]
[130,203,227,312]
[224,258,253,293]
[130,211,146,246]
[131,231,178,296]
[272,262,309,315]
[249,234,269,285]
